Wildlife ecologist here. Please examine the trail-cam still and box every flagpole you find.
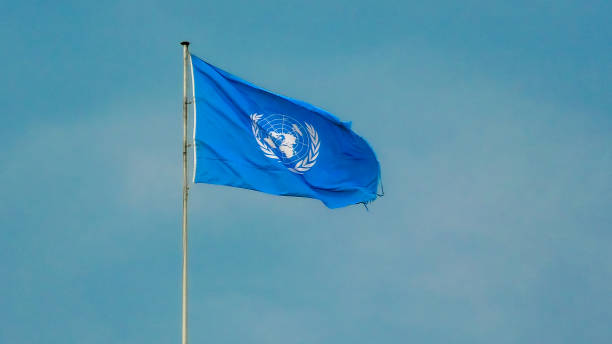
[180,41,190,344]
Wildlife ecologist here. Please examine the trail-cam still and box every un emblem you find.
[250,113,320,174]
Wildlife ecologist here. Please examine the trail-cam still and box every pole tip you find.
[180,41,190,46]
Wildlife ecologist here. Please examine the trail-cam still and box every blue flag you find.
[190,54,381,208]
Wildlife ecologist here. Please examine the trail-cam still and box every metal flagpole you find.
[180,41,190,344]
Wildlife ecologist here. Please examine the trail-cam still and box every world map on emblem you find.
[250,113,320,174]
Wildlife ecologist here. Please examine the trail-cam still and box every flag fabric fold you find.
[190,54,381,208]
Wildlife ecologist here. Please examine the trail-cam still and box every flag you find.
[190,54,381,208]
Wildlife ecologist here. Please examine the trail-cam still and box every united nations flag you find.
[190,54,381,208]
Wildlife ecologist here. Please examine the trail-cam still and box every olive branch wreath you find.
[250,113,319,174]
[250,114,279,160]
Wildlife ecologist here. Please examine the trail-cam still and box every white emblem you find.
[250,113,319,174]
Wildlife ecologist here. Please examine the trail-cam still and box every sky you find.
[1,0,611,343]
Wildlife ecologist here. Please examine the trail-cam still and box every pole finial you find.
[180,41,190,46]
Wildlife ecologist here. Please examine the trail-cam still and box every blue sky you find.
[1,1,611,343]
